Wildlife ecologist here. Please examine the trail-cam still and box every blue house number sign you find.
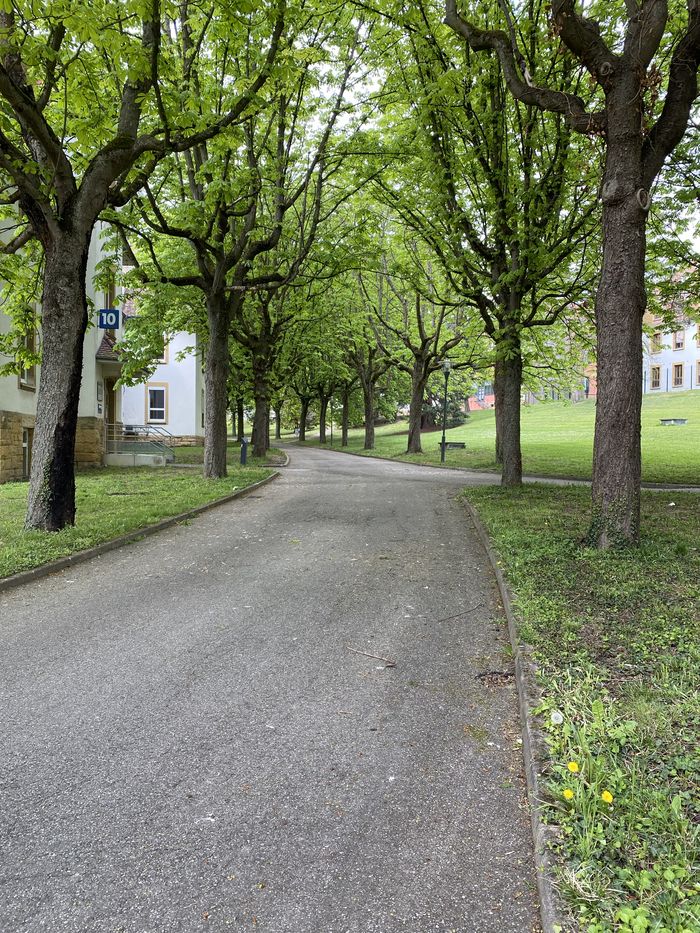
[99,308,120,329]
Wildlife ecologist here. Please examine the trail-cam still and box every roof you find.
[95,331,122,363]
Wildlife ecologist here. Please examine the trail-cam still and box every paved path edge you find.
[0,471,281,596]
[291,442,700,492]
[463,499,567,933]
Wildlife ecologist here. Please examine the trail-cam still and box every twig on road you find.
[347,646,396,668]
[432,603,485,626]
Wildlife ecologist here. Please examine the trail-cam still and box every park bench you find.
[659,418,688,426]
[440,441,466,449]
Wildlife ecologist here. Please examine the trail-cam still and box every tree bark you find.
[203,295,231,478]
[493,335,523,487]
[589,83,646,547]
[319,395,329,443]
[274,404,282,440]
[237,398,245,442]
[298,398,310,441]
[25,236,91,531]
[362,381,375,449]
[407,362,428,454]
[252,364,270,458]
[341,390,350,447]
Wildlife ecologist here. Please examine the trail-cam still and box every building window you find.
[651,332,663,353]
[22,427,33,479]
[650,366,661,390]
[673,330,685,350]
[18,331,36,390]
[146,384,167,423]
[673,363,684,388]
[696,361,700,387]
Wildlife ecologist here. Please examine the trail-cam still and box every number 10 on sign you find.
[99,309,119,329]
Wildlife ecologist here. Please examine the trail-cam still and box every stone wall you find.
[75,417,105,468]
[0,410,35,483]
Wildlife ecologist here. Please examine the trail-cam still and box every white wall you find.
[121,332,203,437]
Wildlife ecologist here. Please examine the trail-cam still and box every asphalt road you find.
[0,446,538,933]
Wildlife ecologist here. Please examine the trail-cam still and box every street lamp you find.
[440,359,452,463]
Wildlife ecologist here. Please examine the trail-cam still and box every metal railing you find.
[106,423,175,461]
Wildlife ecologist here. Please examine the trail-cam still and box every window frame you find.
[673,362,684,388]
[145,383,168,424]
[673,330,685,351]
[18,331,37,391]
[650,365,661,390]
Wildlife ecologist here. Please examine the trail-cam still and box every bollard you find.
[240,437,248,465]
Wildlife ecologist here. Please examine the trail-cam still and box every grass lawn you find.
[0,465,272,580]
[465,485,700,932]
[297,391,700,485]
[173,441,285,466]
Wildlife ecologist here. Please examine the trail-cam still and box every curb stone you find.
[0,471,280,595]
[463,499,568,933]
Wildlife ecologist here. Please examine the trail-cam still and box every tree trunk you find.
[252,365,270,458]
[589,94,646,547]
[494,335,523,487]
[298,398,309,441]
[274,404,282,440]
[407,362,428,454]
[362,381,375,449]
[319,395,329,443]
[237,398,245,442]
[25,237,90,531]
[341,390,350,447]
[203,295,230,478]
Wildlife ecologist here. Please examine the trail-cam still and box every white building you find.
[643,316,700,394]
[120,331,205,445]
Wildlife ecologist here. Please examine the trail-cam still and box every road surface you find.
[0,446,538,932]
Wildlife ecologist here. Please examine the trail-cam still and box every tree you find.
[445,0,700,544]
[116,12,362,472]
[0,0,284,530]
[373,0,596,484]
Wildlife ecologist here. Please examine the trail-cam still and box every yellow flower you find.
[563,788,574,800]
[567,762,580,774]
[601,790,613,804]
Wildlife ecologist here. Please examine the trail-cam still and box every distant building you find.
[643,316,699,394]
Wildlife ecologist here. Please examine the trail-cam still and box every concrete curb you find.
[0,472,280,596]
[288,442,700,492]
[463,499,566,933]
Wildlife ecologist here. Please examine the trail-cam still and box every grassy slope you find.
[466,485,699,932]
[300,392,700,485]
[0,465,271,579]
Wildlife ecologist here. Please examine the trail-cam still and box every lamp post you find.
[440,359,452,463]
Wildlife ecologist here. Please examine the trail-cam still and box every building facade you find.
[643,316,700,394]
[120,331,205,446]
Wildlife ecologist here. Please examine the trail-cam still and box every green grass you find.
[465,485,700,932]
[173,441,284,466]
[0,465,272,579]
[298,392,700,485]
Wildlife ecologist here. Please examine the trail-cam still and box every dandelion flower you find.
[567,762,580,774]
[601,790,613,804]
[550,711,564,726]
[563,788,574,800]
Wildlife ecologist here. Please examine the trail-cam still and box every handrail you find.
[106,423,174,446]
